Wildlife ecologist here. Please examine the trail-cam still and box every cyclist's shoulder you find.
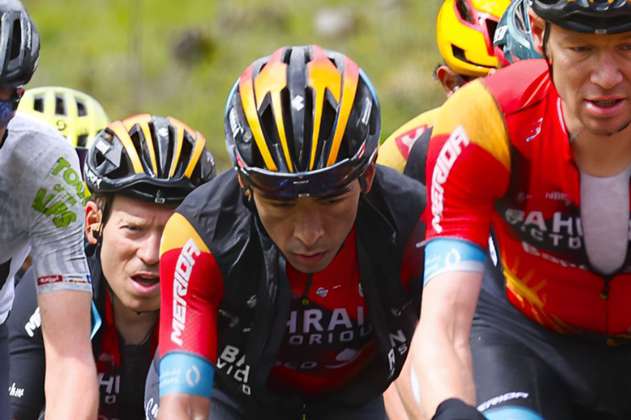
[170,169,251,256]
[377,107,441,172]
[4,114,77,183]
[9,113,68,151]
[482,59,551,115]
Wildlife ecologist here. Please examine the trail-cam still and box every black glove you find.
[432,398,486,420]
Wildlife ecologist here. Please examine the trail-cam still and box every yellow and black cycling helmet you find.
[436,0,511,77]
[532,0,631,34]
[84,114,216,204]
[224,45,380,200]
[18,86,109,148]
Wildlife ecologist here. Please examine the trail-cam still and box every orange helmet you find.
[436,0,511,77]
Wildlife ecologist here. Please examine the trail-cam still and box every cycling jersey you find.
[377,107,438,182]
[157,167,425,414]
[0,113,91,325]
[472,264,631,419]
[425,58,631,337]
[8,246,156,420]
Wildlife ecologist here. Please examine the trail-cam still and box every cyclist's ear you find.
[529,10,547,57]
[435,65,467,96]
[360,161,377,194]
[84,200,103,245]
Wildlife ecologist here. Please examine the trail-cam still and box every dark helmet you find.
[0,0,39,87]
[84,114,216,204]
[494,0,542,64]
[531,0,631,34]
[224,45,380,199]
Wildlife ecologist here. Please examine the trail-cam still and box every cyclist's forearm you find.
[44,357,97,420]
[413,323,476,419]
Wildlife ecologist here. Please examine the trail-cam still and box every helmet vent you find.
[9,19,21,60]
[485,19,499,43]
[33,96,43,112]
[280,87,296,163]
[317,95,337,164]
[55,95,66,116]
[77,134,88,148]
[76,99,87,117]
[456,0,475,24]
[301,87,314,169]
[259,104,282,168]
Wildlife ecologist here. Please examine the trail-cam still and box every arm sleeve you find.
[7,267,45,420]
[27,144,91,295]
[425,80,511,249]
[158,212,224,364]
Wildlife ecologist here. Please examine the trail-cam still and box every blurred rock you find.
[314,8,358,38]
[172,29,216,66]
[217,5,289,34]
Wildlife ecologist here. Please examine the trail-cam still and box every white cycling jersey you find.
[0,113,91,324]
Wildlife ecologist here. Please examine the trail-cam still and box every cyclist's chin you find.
[581,116,631,137]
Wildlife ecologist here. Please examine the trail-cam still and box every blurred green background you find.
[25,0,444,169]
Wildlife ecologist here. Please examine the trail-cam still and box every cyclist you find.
[8,114,215,420]
[378,2,510,417]
[413,1,631,419]
[377,0,510,181]
[0,1,99,418]
[147,45,425,420]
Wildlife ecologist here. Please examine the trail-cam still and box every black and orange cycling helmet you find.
[224,45,380,200]
[532,0,631,34]
[84,114,215,204]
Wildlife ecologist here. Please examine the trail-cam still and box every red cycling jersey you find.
[159,214,416,396]
[425,59,631,338]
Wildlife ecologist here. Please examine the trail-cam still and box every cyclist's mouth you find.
[584,97,625,115]
[131,273,159,294]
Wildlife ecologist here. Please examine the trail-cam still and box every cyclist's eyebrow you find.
[316,186,352,200]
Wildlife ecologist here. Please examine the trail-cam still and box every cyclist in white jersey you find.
[0,1,97,419]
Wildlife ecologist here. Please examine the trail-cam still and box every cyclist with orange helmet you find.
[8,114,215,420]
[147,45,425,420]
[413,0,631,419]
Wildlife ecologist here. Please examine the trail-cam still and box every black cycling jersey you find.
[8,246,157,420]
[472,261,631,420]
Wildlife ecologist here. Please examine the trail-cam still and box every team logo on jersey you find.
[37,274,63,286]
[395,124,430,160]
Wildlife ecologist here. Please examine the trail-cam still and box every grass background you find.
[25,0,444,168]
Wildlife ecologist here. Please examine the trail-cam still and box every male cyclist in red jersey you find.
[8,114,215,420]
[150,45,425,420]
[377,1,510,418]
[412,1,631,419]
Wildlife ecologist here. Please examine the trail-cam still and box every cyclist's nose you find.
[137,231,161,266]
[590,52,623,91]
[292,207,324,249]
